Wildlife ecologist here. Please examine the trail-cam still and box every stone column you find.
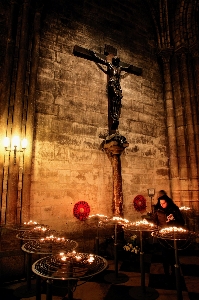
[187,52,199,209]
[190,44,199,188]
[6,0,31,224]
[177,49,199,210]
[171,54,189,204]
[21,5,43,222]
[159,49,181,204]
[0,0,19,224]
[103,134,129,216]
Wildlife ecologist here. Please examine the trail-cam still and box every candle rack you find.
[32,252,108,300]
[16,226,54,240]
[103,217,130,284]
[85,214,110,255]
[14,229,75,298]
[153,226,196,300]
[22,238,78,255]
[123,219,159,300]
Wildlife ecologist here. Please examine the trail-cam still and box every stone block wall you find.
[29,0,169,231]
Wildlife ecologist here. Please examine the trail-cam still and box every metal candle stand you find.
[16,226,52,241]
[32,252,108,300]
[85,214,110,255]
[179,207,191,229]
[103,218,129,284]
[85,215,129,283]
[15,228,77,299]
[124,221,159,300]
[155,228,196,300]
[7,222,49,232]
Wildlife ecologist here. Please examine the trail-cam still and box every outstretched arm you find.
[119,64,132,79]
[121,64,142,76]
[89,50,107,74]
[94,62,108,74]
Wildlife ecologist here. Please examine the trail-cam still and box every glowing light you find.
[24,220,38,225]
[39,236,65,243]
[21,138,28,149]
[61,256,67,261]
[159,226,187,234]
[179,206,191,211]
[3,137,10,148]
[33,226,47,232]
[12,136,20,148]
[89,214,108,218]
[87,254,94,263]
[130,218,154,227]
[112,216,130,224]
[76,255,82,261]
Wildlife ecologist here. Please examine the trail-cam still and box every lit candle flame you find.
[33,226,47,231]
[40,236,65,243]
[76,255,82,261]
[61,256,67,261]
[179,206,191,211]
[87,254,94,263]
[24,220,37,225]
[130,219,154,227]
[159,226,187,234]
[112,217,129,223]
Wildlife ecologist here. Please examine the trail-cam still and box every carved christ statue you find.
[73,45,142,216]
[73,45,142,132]
[90,50,134,130]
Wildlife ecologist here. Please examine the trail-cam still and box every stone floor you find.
[0,242,199,300]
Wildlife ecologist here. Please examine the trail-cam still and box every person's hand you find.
[166,214,175,222]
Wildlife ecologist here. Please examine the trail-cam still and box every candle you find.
[61,255,67,261]
[129,218,154,228]
[75,255,82,261]
[33,226,47,231]
[24,220,38,225]
[159,226,187,234]
[112,216,130,224]
[87,254,94,263]
[179,206,191,211]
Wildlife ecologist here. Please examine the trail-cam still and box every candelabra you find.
[3,136,27,164]
[14,226,59,298]
[32,252,108,300]
[124,219,159,300]
[154,226,196,300]
[103,216,130,284]
[85,214,109,254]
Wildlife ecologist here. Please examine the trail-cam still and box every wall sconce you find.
[3,136,27,164]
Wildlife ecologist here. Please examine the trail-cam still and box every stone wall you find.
[30,0,169,231]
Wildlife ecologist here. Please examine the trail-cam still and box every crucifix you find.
[73,44,142,134]
[73,45,142,216]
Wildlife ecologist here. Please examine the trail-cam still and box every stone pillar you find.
[190,44,199,199]
[159,49,181,204]
[103,134,129,216]
[187,52,199,210]
[177,49,199,210]
[21,6,43,222]
[6,0,31,224]
[171,54,189,204]
[0,0,19,224]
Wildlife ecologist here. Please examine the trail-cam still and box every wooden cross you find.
[73,45,142,134]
